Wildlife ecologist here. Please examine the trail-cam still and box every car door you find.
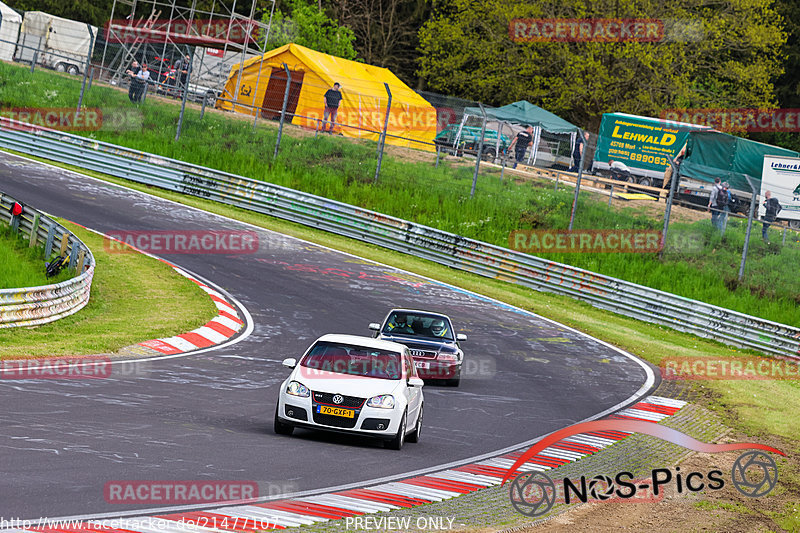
[403,350,422,424]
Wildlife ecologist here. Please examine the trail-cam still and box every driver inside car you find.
[430,319,448,338]
[387,313,414,334]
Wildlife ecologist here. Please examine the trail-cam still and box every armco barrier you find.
[0,190,94,328]
[1,118,798,356]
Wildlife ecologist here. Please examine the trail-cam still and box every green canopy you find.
[463,100,580,134]
[681,131,799,191]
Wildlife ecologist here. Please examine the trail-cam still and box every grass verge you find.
[0,223,71,289]
[1,60,799,326]
[6,153,800,527]
[0,219,217,357]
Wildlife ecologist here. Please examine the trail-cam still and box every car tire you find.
[637,177,652,188]
[385,410,407,450]
[407,404,422,443]
[789,220,800,230]
[482,147,497,162]
[55,63,67,73]
[67,65,79,75]
[273,405,294,436]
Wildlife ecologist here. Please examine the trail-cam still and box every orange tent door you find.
[261,69,305,120]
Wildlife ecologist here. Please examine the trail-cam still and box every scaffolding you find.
[99,0,274,102]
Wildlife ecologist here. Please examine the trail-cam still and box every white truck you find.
[760,156,800,229]
[15,11,97,75]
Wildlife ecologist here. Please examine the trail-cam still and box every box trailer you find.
[677,131,799,213]
[16,11,97,75]
[592,112,710,187]
[0,1,22,62]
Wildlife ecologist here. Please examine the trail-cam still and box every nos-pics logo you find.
[504,419,783,518]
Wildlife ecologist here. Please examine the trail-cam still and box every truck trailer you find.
[15,11,97,75]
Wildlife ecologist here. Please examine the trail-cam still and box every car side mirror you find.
[408,377,425,388]
[368,323,380,331]
[456,334,467,341]
[282,358,297,369]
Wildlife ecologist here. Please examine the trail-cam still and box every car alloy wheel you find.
[386,410,407,450]
[407,404,422,443]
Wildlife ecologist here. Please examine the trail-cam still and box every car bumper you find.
[415,361,460,380]
[278,396,403,437]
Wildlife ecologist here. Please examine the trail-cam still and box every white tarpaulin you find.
[0,1,21,62]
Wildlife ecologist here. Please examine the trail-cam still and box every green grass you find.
[0,223,71,289]
[1,60,799,326]
[0,220,217,357]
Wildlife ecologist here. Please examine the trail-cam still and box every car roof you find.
[316,334,408,353]
[385,309,453,322]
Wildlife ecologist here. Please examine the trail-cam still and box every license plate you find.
[317,405,355,418]
[415,361,430,369]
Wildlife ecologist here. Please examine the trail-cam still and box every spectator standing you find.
[507,125,534,169]
[762,190,782,242]
[126,60,141,103]
[708,177,723,231]
[719,181,731,234]
[133,64,150,103]
[322,82,342,133]
[570,131,590,172]
[175,53,191,96]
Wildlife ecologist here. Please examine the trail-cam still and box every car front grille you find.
[409,349,437,359]
[312,392,366,408]
[312,411,359,428]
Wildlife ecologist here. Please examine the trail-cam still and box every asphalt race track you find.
[0,151,656,520]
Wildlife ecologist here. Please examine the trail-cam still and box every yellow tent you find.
[217,43,436,151]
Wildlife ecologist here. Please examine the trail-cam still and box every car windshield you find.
[300,341,402,380]
[381,312,454,341]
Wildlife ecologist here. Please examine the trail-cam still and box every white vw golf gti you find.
[274,334,424,450]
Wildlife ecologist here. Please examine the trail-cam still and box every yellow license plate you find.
[318,405,355,418]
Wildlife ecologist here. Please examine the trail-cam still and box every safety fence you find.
[0,190,95,328]
[0,118,797,356]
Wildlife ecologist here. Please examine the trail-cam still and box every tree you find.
[418,0,785,130]
[326,0,431,87]
[261,0,358,59]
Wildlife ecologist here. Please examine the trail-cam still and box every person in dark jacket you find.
[126,60,142,103]
[322,82,342,133]
[762,190,782,242]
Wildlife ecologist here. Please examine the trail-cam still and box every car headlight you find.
[366,394,395,409]
[438,353,458,362]
[286,381,310,397]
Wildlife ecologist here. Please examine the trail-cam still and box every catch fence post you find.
[374,83,392,183]
[76,25,95,117]
[274,63,291,158]
[470,103,487,198]
[567,129,586,231]
[738,176,758,281]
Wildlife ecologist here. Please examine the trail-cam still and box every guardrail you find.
[0,189,94,328]
[1,118,798,356]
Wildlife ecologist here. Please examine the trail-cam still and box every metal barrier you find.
[1,118,798,356]
[0,189,94,328]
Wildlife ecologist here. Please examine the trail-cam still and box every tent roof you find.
[234,43,430,109]
[0,1,21,22]
[464,100,579,134]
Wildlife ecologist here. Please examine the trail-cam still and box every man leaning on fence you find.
[322,82,342,134]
